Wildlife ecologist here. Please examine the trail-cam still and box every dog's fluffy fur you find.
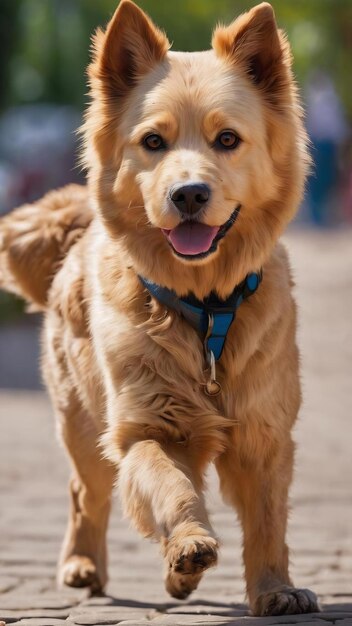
[0,1,319,616]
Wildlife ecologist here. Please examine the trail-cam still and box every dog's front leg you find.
[216,435,318,616]
[118,439,218,599]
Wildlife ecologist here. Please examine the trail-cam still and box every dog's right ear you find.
[90,0,170,97]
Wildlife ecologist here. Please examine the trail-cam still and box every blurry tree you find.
[0,0,20,109]
[0,0,351,116]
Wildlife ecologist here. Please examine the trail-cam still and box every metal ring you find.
[204,379,222,396]
[203,348,222,396]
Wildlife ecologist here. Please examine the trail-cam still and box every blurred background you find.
[0,0,351,388]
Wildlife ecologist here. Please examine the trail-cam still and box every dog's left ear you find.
[91,0,170,97]
[212,3,291,103]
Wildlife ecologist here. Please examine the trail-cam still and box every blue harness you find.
[139,270,262,361]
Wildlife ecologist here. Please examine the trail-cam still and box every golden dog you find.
[0,1,319,616]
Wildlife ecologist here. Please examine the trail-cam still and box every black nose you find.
[170,183,210,216]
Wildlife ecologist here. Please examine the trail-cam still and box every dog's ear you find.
[212,3,291,104]
[91,0,169,97]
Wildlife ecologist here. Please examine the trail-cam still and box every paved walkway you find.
[0,230,351,625]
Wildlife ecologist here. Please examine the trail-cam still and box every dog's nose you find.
[170,183,210,216]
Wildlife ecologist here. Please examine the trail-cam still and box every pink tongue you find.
[167,222,219,255]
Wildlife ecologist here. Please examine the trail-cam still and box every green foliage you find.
[1,0,351,118]
[0,292,25,323]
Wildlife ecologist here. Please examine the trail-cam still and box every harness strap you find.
[139,270,262,360]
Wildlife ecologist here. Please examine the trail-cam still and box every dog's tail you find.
[0,184,93,309]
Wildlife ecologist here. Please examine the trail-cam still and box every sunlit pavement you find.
[0,230,351,625]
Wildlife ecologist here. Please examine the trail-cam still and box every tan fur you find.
[0,184,92,307]
[0,1,318,616]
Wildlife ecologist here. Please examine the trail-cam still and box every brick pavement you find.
[0,231,351,625]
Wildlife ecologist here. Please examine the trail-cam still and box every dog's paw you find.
[253,586,319,616]
[165,535,218,599]
[58,555,103,593]
[168,534,218,575]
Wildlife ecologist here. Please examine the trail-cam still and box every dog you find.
[0,1,319,616]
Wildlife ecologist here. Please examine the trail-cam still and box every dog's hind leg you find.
[42,243,116,592]
[56,398,116,593]
[117,439,217,599]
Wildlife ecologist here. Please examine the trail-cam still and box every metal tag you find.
[204,348,222,396]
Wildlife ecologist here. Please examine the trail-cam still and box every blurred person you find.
[305,70,348,226]
[0,104,82,214]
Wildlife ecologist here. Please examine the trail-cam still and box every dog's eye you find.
[143,133,166,151]
[215,131,241,151]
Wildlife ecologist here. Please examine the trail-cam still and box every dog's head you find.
[83,0,309,298]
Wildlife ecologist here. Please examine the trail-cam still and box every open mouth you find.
[161,205,241,260]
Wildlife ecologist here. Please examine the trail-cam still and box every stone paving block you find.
[70,612,149,625]
[311,581,352,595]
[314,613,352,620]
[166,603,248,617]
[69,603,150,624]
[115,617,334,626]
[0,608,71,622]
[224,620,331,626]
[0,592,83,610]
[118,617,236,625]
[68,607,352,626]
[0,579,18,594]
[0,564,56,579]
[78,597,122,608]
[3,579,55,595]
[224,618,331,626]
[9,620,73,626]
[102,586,171,607]
[233,616,330,626]
[322,602,352,612]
